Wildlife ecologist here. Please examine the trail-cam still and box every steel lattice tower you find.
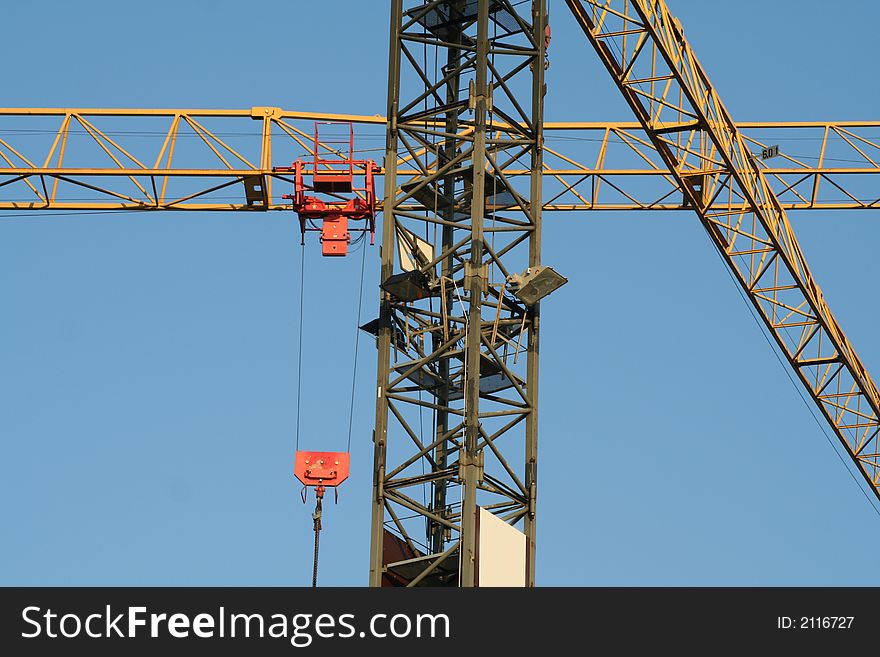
[370,0,547,586]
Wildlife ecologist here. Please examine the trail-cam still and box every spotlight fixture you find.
[359,316,406,349]
[448,352,523,401]
[381,270,433,302]
[505,266,568,305]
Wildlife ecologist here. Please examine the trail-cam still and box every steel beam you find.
[3,108,880,212]
[567,0,880,500]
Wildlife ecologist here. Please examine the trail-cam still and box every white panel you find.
[477,507,526,587]
[396,226,434,272]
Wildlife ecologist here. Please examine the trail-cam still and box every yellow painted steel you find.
[567,0,880,499]
[2,107,880,212]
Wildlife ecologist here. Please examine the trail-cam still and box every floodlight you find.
[505,266,568,305]
[381,270,433,302]
[359,316,406,349]
[448,352,523,400]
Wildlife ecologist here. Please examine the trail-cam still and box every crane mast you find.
[371,0,546,587]
[566,0,880,499]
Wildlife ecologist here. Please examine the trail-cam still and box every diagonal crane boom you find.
[566,0,880,499]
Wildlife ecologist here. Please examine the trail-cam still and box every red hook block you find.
[294,451,350,498]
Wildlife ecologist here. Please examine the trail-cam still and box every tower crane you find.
[1,0,878,587]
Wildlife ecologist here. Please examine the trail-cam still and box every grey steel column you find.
[430,22,463,558]
[369,0,403,588]
[459,0,490,588]
[524,0,546,588]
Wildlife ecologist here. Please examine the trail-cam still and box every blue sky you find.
[2,0,879,586]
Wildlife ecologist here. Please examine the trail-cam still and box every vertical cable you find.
[346,240,368,453]
[296,243,306,451]
[311,494,323,587]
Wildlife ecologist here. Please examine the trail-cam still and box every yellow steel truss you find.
[3,107,880,212]
[567,0,879,498]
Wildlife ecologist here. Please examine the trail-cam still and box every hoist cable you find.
[346,240,368,453]
[706,225,880,518]
[311,494,323,588]
[295,242,306,452]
